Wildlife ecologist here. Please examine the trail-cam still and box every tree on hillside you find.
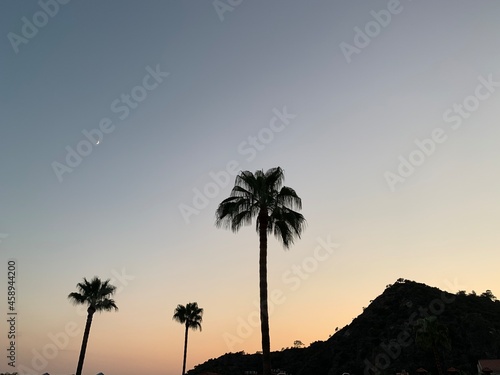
[294,340,305,348]
[415,316,451,375]
[68,277,118,375]
[216,167,306,375]
[480,290,497,301]
[173,302,204,375]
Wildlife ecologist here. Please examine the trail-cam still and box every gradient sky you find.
[1,1,500,375]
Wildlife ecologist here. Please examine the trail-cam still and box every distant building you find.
[478,359,500,375]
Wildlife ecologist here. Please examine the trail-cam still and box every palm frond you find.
[264,167,284,191]
[215,167,305,248]
[172,304,187,324]
[68,292,86,305]
[95,298,118,312]
[277,186,302,210]
[173,302,204,331]
[68,276,118,312]
[271,207,306,249]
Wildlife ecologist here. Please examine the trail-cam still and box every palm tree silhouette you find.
[215,167,305,375]
[68,276,118,375]
[173,302,204,375]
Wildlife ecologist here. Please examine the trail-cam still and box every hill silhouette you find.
[187,279,500,375]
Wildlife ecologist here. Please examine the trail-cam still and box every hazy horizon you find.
[2,1,500,375]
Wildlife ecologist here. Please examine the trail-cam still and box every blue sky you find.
[1,1,500,375]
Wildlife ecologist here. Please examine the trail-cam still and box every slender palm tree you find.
[68,276,118,375]
[173,302,204,375]
[215,167,305,375]
[415,316,451,375]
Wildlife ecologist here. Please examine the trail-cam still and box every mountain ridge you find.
[187,279,500,375]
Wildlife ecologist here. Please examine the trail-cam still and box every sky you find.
[1,1,500,374]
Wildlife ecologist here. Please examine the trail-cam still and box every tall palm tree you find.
[415,316,451,375]
[173,302,204,375]
[215,167,305,375]
[68,276,118,375]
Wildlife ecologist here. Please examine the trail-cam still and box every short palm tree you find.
[415,316,451,375]
[173,302,204,375]
[215,167,305,375]
[68,277,118,375]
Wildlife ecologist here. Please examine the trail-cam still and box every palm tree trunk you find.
[258,210,271,375]
[433,346,443,375]
[76,307,95,375]
[182,322,189,375]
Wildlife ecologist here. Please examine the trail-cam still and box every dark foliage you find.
[187,280,500,375]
